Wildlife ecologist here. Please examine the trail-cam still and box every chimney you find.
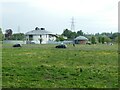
[35,27,39,30]
[41,28,45,30]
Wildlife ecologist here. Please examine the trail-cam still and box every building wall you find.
[41,34,48,44]
[79,40,86,44]
[74,40,87,44]
[3,40,26,44]
[26,34,56,44]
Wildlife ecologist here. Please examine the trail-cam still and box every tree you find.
[62,29,72,38]
[115,37,118,43]
[101,37,105,44]
[77,30,83,36]
[5,29,13,40]
[98,36,102,43]
[56,36,65,42]
[12,33,25,40]
[91,36,96,44]
[70,32,77,39]
[115,35,120,43]
[95,33,100,36]
[104,37,111,43]
[0,28,3,41]
[62,29,77,39]
[111,33,118,39]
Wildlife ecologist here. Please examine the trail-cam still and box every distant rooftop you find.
[74,36,88,40]
[25,27,55,35]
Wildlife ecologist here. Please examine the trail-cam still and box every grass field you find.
[2,44,118,88]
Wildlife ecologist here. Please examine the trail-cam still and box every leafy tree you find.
[110,32,119,42]
[77,30,83,36]
[98,36,102,43]
[118,34,120,44]
[91,36,96,44]
[101,37,105,44]
[70,32,77,39]
[62,29,72,38]
[5,29,12,40]
[12,33,25,40]
[104,37,111,43]
[101,32,118,41]
[62,29,77,39]
[115,36,118,43]
[56,36,65,42]
[0,28,3,41]
[115,35,120,43]
[95,33,100,36]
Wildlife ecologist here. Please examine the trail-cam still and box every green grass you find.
[2,44,118,88]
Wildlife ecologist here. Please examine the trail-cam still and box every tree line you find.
[57,29,120,44]
[0,28,25,41]
[0,28,119,44]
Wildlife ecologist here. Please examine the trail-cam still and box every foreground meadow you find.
[2,44,118,88]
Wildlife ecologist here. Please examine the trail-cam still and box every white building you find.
[25,27,57,44]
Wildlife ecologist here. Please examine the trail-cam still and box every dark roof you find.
[74,36,88,40]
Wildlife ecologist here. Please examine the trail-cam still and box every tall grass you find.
[2,44,118,88]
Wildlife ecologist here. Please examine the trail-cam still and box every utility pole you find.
[71,17,75,32]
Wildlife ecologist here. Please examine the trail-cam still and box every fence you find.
[3,40,73,45]
[3,40,26,44]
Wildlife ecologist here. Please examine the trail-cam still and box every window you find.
[29,35,33,40]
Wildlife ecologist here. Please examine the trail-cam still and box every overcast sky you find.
[1,0,119,34]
